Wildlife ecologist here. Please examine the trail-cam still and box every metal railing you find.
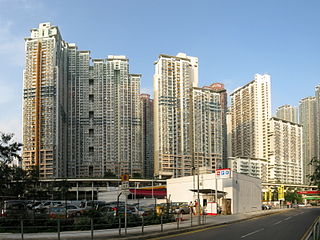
[0,210,208,240]
[302,216,320,240]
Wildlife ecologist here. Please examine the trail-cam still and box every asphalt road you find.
[156,207,320,240]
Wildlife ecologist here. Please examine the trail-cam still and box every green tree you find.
[0,132,23,199]
[0,132,22,164]
[308,157,320,190]
[285,190,303,204]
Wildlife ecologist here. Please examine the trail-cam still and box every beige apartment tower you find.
[268,117,303,184]
[299,96,318,183]
[154,53,199,178]
[23,23,68,178]
[276,104,298,123]
[229,74,271,182]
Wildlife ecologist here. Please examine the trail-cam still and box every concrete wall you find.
[167,172,261,214]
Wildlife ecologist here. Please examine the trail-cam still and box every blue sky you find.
[0,0,319,141]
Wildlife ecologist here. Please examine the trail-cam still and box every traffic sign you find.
[121,174,129,182]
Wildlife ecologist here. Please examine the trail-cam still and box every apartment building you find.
[229,74,271,181]
[192,86,224,172]
[299,96,318,183]
[228,157,268,181]
[276,104,298,123]
[140,94,154,178]
[23,23,142,178]
[23,23,68,178]
[154,53,198,178]
[268,117,303,184]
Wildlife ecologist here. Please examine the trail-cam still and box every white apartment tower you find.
[154,53,198,178]
[276,104,298,123]
[229,74,271,182]
[299,96,318,183]
[316,86,320,163]
[268,117,303,184]
[230,74,271,160]
[23,23,68,178]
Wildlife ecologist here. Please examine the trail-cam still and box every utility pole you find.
[189,87,200,224]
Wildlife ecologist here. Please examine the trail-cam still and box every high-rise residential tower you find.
[230,74,271,160]
[192,85,225,172]
[316,86,320,163]
[268,117,303,184]
[276,104,298,123]
[154,53,198,178]
[299,96,318,183]
[229,74,271,182]
[140,94,154,178]
[153,53,226,179]
[23,23,143,178]
[23,23,68,178]
[68,56,143,177]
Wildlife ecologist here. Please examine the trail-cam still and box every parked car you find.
[48,207,68,219]
[56,204,85,217]
[0,200,29,219]
[35,201,63,211]
[174,203,190,214]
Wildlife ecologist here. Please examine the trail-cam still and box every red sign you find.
[216,168,231,178]
[297,191,320,195]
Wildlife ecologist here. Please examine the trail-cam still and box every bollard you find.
[91,218,94,240]
[141,215,144,234]
[20,219,24,240]
[190,211,193,227]
[57,219,60,240]
[118,217,121,236]
[161,214,163,232]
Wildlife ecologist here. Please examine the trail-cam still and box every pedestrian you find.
[189,201,193,214]
[194,200,198,215]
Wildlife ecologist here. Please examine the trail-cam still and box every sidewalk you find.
[0,208,293,240]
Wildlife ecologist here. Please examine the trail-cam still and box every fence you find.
[302,216,320,240]
[0,208,207,240]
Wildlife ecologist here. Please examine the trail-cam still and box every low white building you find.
[167,171,261,214]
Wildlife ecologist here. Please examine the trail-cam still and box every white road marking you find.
[241,228,265,238]
[284,216,292,221]
[273,220,283,225]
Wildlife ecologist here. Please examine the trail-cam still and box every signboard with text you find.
[216,168,231,178]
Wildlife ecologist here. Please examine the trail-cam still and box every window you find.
[89,147,94,153]
[89,94,94,102]
[89,79,94,85]
[89,111,94,118]
[89,129,94,136]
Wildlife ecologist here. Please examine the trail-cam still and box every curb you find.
[117,208,294,240]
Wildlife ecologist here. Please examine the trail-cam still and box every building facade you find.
[268,117,303,184]
[153,53,199,178]
[140,94,154,178]
[316,86,320,163]
[192,86,224,172]
[276,104,298,123]
[23,23,143,178]
[230,74,271,162]
[228,157,268,182]
[23,23,68,178]
[299,96,318,183]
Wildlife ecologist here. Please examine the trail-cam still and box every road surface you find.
[155,207,320,240]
